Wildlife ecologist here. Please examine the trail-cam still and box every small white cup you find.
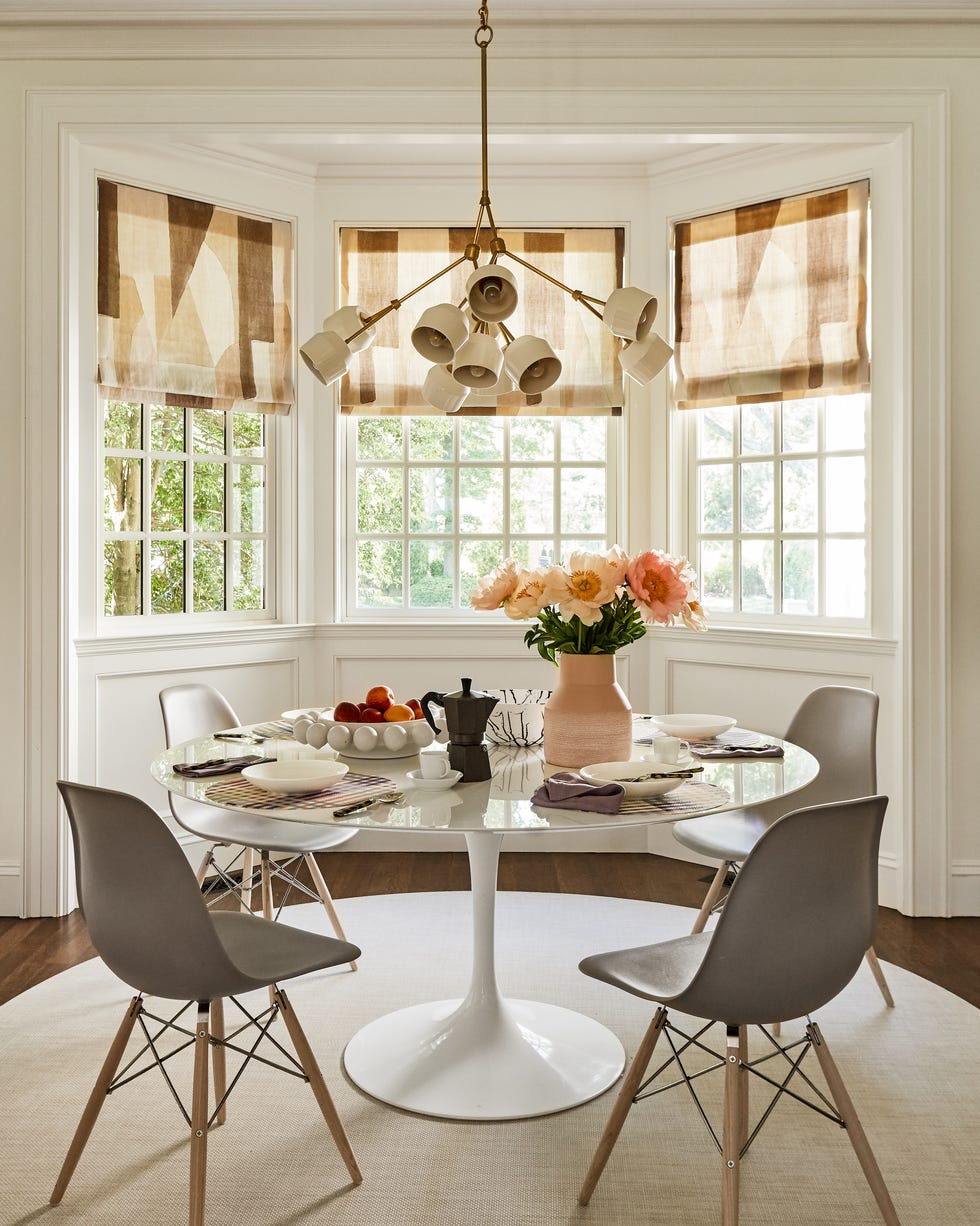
[419,750,451,779]
[652,735,689,764]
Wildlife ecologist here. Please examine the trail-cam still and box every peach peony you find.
[469,559,520,611]
[504,569,552,620]
[626,550,692,625]
[546,551,622,626]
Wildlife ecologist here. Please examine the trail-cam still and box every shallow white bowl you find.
[405,768,463,791]
[241,759,348,795]
[647,713,737,740]
[580,760,693,798]
[284,708,435,759]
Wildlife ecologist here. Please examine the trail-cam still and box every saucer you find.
[405,768,463,791]
[641,753,696,771]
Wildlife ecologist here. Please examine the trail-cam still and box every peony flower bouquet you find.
[469,546,706,662]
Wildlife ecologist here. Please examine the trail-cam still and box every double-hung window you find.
[675,180,870,627]
[339,227,624,617]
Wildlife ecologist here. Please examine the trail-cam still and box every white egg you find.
[291,716,313,744]
[306,721,330,750]
[327,725,352,750]
[381,723,408,751]
[352,724,379,752]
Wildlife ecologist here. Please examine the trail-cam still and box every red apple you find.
[332,701,361,723]
[406,698,424,720]
[365,685,394,712]
[360,707,385,723]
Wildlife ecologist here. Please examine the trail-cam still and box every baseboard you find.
[950,861,980,917]
[0,861,21,917]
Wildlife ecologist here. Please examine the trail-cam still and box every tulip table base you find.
[342,832,625,1120]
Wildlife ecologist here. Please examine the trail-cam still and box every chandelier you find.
[299,2,673,412]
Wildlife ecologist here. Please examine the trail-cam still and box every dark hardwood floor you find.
[2,851,978,1009]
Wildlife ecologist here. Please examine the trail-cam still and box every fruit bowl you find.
[285,708,436,759]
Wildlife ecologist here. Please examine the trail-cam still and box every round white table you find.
[152,726,817,1122]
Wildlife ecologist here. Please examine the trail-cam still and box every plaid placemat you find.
[619,781,730,815]
[204,770,393,812]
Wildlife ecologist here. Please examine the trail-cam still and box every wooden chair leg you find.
[304,854,357,971]
[189,1004,211,1226]
[737,1025,749,1150]
[722,1025,743,1226]
[239,846,256,913]
[195,846,213,888]
[51,996,142,1205]
[260,852,273,920]
[579,1007,667,1206]
[274,988,362,1186]
[210,999,227,1127]
[865,947,896,1008]
[691,862,729,935]
[806,1021,901,1225]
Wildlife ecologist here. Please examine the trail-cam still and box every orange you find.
[384,703,415,722]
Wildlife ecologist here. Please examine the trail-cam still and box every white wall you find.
[3,13,976,915]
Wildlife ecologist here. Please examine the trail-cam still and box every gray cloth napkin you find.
[172,755,272,778]
[531,771,624,813]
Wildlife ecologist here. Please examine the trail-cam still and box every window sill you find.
[74,622,316,656]
[655,623,897,655]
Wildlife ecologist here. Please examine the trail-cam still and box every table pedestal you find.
[342,832,625,1120]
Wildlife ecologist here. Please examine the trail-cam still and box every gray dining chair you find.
[159,683,358,970]
[579,795,900,1226]
[671,685,894,1008]
[53,781,362,1226]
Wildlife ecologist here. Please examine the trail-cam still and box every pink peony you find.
[626,550,692,625]
[469,559,520,611]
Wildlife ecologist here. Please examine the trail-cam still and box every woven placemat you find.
[619,781,730,815]
[204,770,393,812]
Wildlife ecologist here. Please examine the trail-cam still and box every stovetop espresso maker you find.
[420,678,498,782]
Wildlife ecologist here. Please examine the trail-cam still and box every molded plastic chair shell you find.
[57,781,360,1001]
[672,685,879,861]
[582,796,887,1025]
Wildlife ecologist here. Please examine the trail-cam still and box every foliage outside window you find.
[349,416,613,614]
[102,400,271,618]
[693,393,868,623]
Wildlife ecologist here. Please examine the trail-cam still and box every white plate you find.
[648,713,737,740]
[580,760,692,798]
[282,707,324,722]
[241,760,348,795]
[405,768,463,791]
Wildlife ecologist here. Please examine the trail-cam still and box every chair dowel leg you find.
[304,854,357,971]
[722,1025,742,1226]
[210,999,227,1126]
[737,1025,749,1151]
[51,996,142,1205]
[806,1022,901,1225]
[195,846,213,888]
[239,846,256,913]
[260,854,276,1004]
[579,1007,667,1206]
[275,989,362,1186]
[189,1004,211,1226]
[691,862,729,935]
[864,947,896,1008]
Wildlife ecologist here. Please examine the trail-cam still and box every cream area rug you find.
[1,891,977,1226]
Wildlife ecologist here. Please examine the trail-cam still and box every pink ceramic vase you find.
[542,654,632,768]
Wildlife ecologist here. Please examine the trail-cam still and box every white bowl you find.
[314,709,435,759]
[580,760,695,798]
[484,689,552,747]
[241,760,348,795]
[405,768,463,791]
[647,713,737,740]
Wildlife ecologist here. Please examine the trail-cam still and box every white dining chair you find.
[159,684,358,970]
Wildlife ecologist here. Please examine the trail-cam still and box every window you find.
[347,415,614,614]
[102,399,272,618]
[692,392,868,623]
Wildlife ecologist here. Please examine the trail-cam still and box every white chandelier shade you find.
[422,363,469,413]
[300,2,672,408]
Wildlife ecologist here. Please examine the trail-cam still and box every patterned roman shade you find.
[339,227,624,415]
[673,180,870,410]
[97,179,294,415]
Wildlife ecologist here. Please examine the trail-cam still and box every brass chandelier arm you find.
[343,254,472,345]
[499,249,608,322]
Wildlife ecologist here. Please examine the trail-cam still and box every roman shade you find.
[339,227,624,415]
[673,180,870,410]
[97,179,294,415]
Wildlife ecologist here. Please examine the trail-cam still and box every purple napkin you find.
[531,771,624,814]
[172,755,272,778]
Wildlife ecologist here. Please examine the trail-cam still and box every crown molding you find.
[2,19,980,61]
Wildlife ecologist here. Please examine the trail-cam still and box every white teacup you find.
[419,749,451,779]
[651,735,690,764]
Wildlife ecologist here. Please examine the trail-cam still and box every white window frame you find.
[342,414,623,621]
[100,399,277,624]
